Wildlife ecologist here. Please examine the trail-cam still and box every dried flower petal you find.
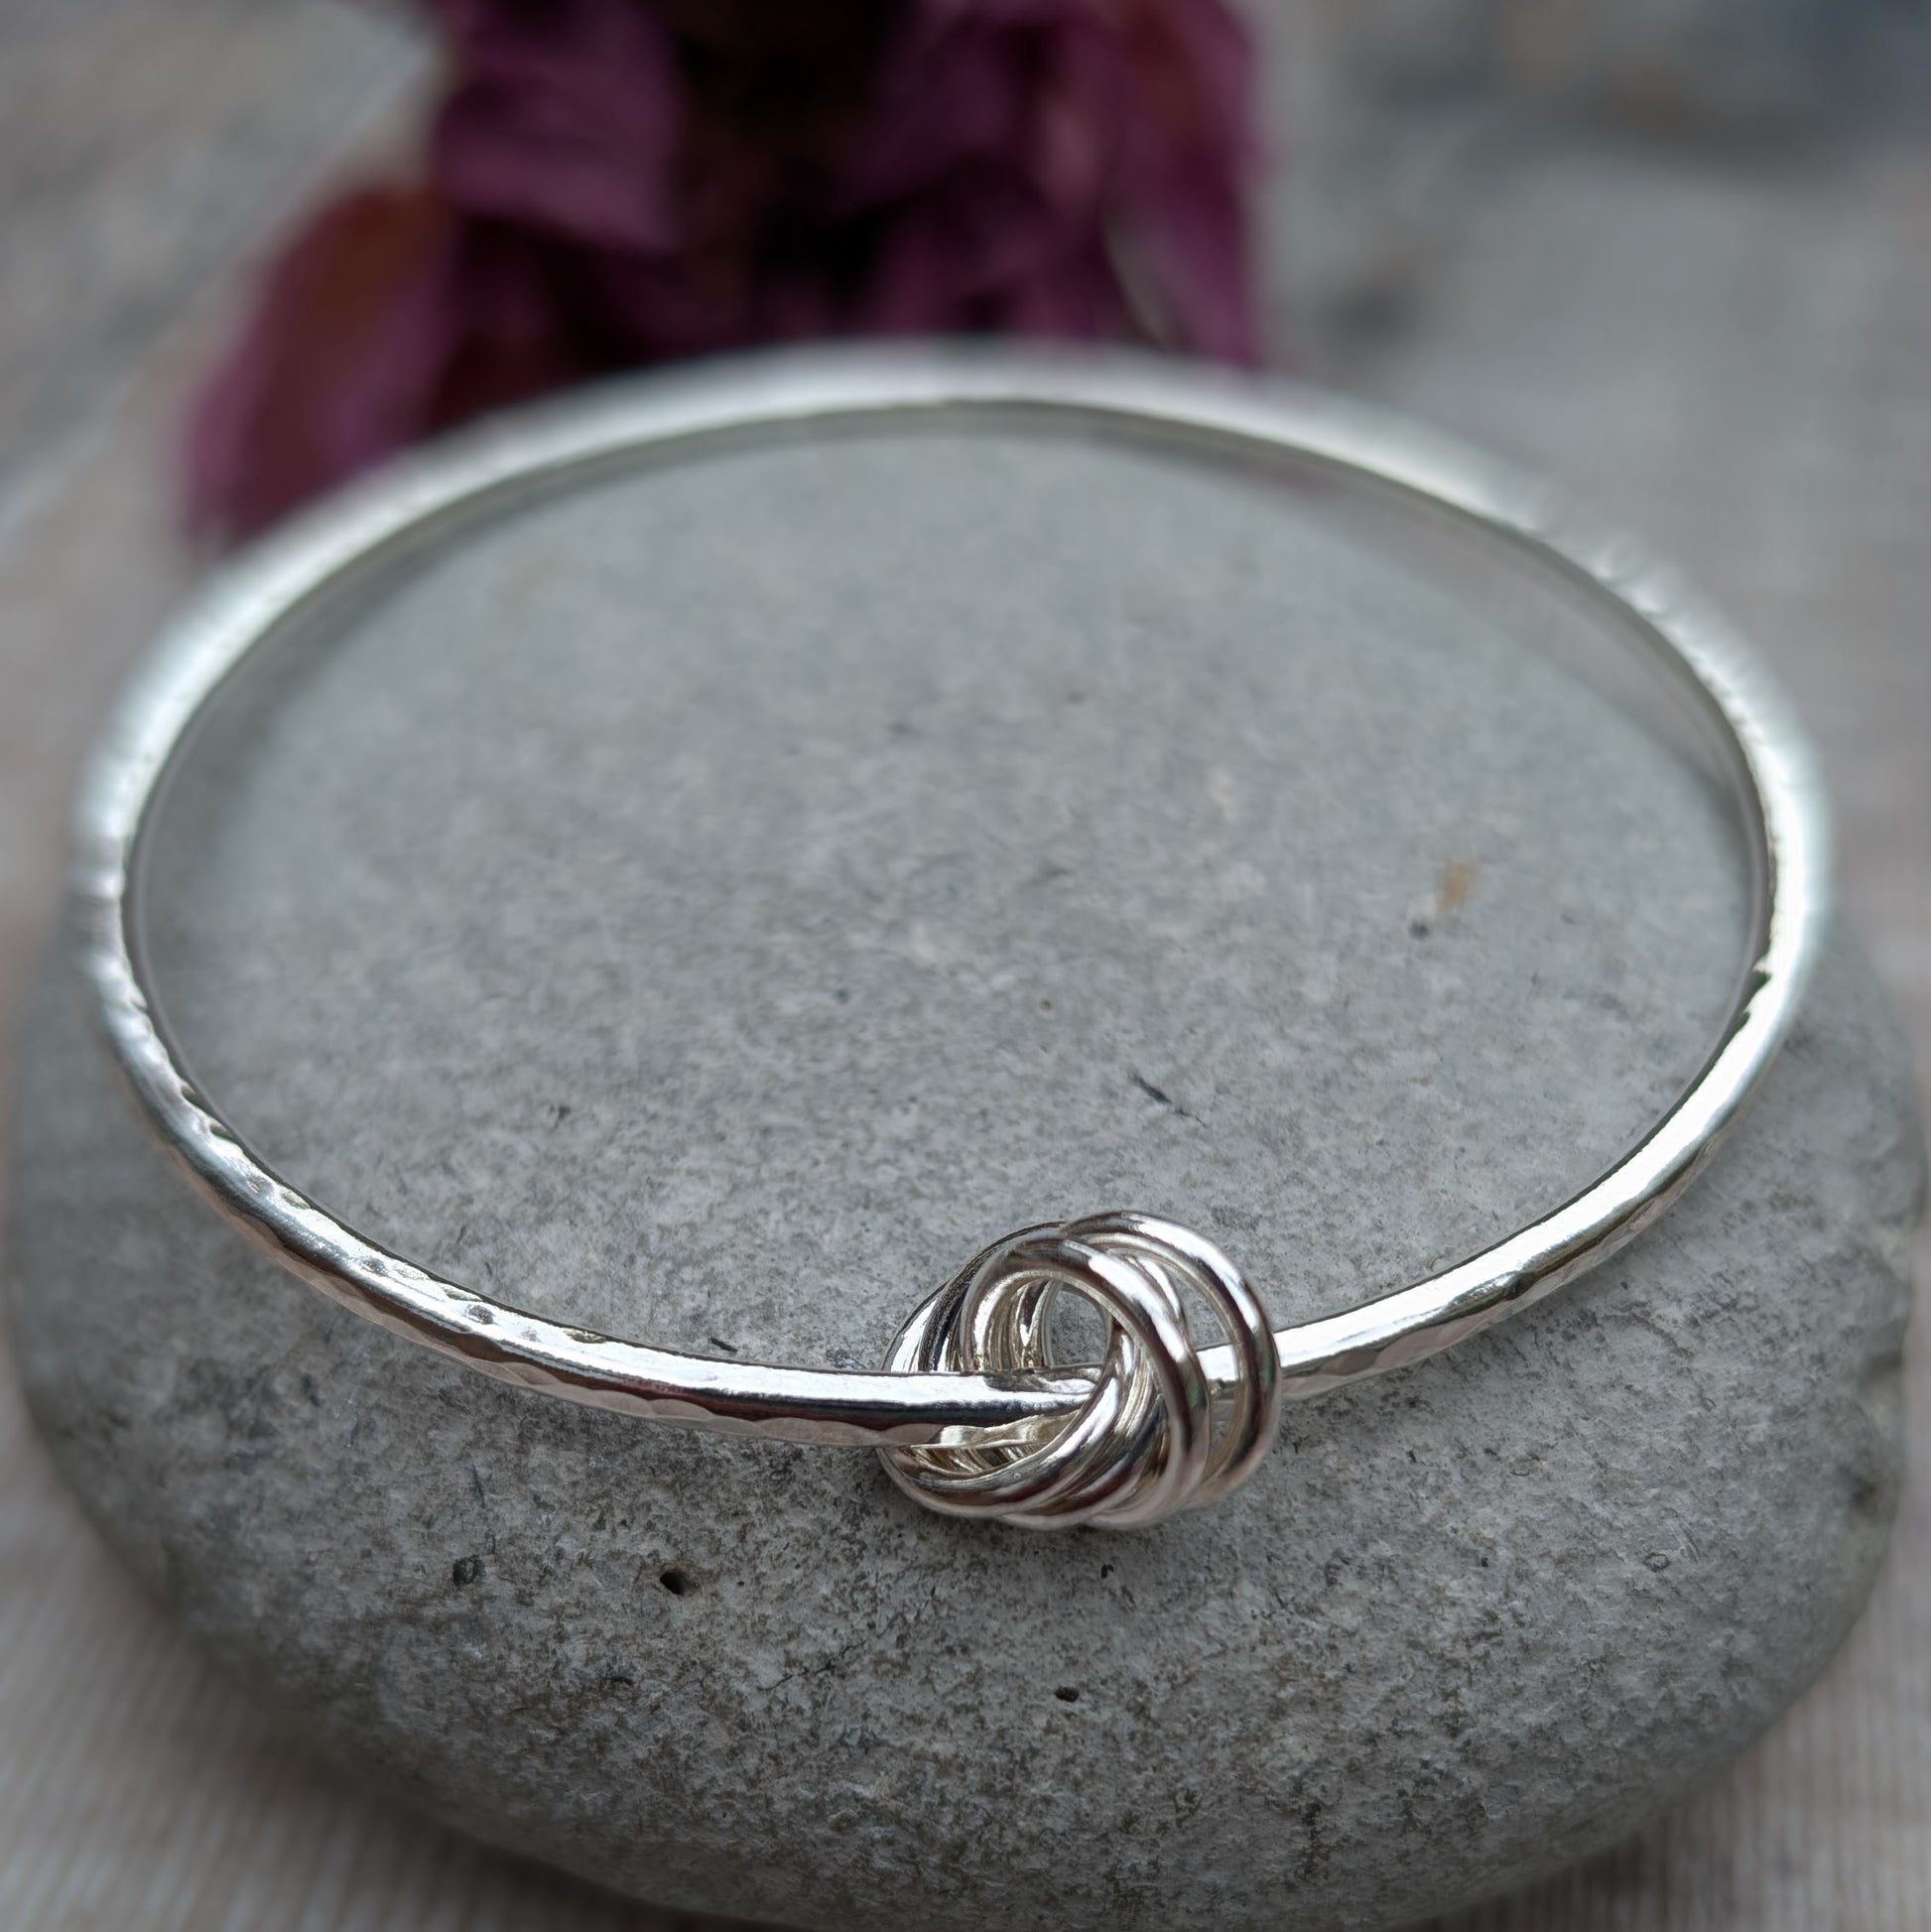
[428,0,685,249]
[186,0,1264,540]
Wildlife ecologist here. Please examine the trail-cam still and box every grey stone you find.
[5,421,1921,1932]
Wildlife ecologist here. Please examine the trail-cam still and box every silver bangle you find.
[73,347,1830,1530]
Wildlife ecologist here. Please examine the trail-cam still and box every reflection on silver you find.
[72,344,1831,1529]
[880,1214,1282,1528]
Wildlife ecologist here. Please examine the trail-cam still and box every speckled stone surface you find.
[5,420,1921,1932]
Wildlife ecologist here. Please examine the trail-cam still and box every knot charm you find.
[879,1212,1281,1528]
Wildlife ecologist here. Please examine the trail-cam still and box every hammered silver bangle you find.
[73,347,1830,1531]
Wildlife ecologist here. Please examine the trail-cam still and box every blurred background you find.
[2,1,1929,1925]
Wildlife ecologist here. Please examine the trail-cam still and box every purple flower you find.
[186,0,1264,540]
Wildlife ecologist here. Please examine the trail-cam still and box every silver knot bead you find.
[879,1212,1282,1528]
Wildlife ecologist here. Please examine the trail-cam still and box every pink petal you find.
[429,0,685,251]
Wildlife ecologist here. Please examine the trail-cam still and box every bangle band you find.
[73,347,1830,1530]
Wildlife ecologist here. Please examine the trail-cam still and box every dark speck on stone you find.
[451,1555,483,1587]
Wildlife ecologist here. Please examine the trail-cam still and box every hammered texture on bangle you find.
[71,345,1831,1528]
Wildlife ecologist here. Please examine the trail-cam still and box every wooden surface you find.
[1,4,1926,1926]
